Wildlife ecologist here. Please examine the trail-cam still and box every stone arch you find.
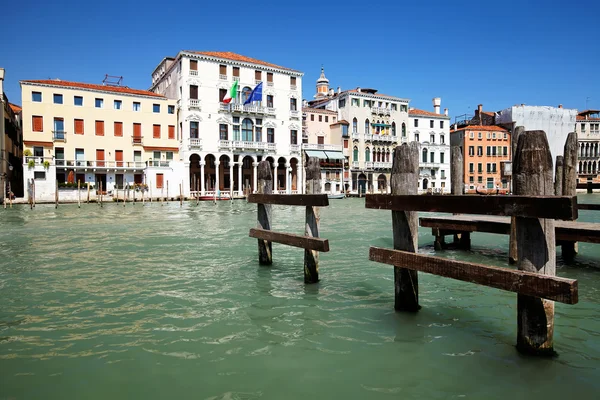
[204,154,217,191]
[377,174,387,191]
[189,153,201,191]
[290,157,299,191]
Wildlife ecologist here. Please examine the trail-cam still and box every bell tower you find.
[315,66,329,99]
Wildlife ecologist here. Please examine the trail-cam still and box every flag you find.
[244,82,263,105]
[222,80,238,104]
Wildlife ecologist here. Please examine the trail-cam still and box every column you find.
[285,163,291,194]
[214,161,220,194]
[237,161,243,196]
[272,162,278,193]
[252,162,258,193]
[297,163,303,194]
[200,161,205,195]
[229,160,234,195]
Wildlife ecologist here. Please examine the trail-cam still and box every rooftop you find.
[9,103,21,113]
[302,107,337,114]
[20,79,166,98]
[577,110,600,121]
[186,51,300,72]
[451,125,508,133]
[409,108,450,119]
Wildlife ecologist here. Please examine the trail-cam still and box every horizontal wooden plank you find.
[247,194,329,207]
[249,228,330,252]
[578,203,600,211]
[369,247,578,304]
[365,194,578,220]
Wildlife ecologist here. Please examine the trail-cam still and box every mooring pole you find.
[304,156,321,283]
[562,132,579,260]
[8,181,12,208]
[513,130,556,356]
[55,179,58,209]
[87,182,90,204]
[509,126,526,264]
[180,183,183,207]
[77,180,81,208]
[257,160,273,265]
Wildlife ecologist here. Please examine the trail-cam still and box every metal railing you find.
[52,130,66,141]
[190,70,198,76]
[54,160,150,169]
[218,140,277,151]
[132,136,143,145]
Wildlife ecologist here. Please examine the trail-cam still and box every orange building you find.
[450,125,511,193]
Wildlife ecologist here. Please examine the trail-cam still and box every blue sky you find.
[2,0,598,121]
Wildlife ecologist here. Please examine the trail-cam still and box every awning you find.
[371,123,391,127]
[305,150,327,159]
[324,151,345,160]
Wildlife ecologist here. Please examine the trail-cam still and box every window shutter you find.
[75,119,84,134]
[95,121,104,136]
[267,72,273,82]
[255,70,261,80]
[190,85,198,99]
[153,124,161,139]
[156,173,164,189]
[33,116,43,132]
[168,125,175,139]
[114,122,123,137]
[290,77,296,85]
[190,60,198,71]
[233,67,240,77]
[219,65,226,75]
[133,123,141,137]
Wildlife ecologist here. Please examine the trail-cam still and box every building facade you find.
[20,79,179,200]
[408,98,451,193]
[575,109,600,184]
[150,51,304,196]
[450,125,511,193]
[1,68,24,201]
[307,68,409,194]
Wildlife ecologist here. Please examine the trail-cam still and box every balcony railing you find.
[190,70,198,76]
[147,160,171,167]
[290,144,300,153]
[352,132,361,140]
[233,76,240,82]
[219,74,227,81]
[189,99,201,110]
[365,162,374,169]
[372,134,394,142]
[255,79,262,85]
[364,133,373,141]
[420,162,442,168]
[54,160,150,169]
[52,130,66,141]
[290,85,297,91]
[132,136,143,145]
[290,110,300,118]
[266,107,276,116]
[352,161,359,168]
[373,162,392,169]
[218,140,276,152]
[220,103,271,115]
[302,143,343,151]
[189,138,202,150]
[371,107,391,116]
[267,81,274,87]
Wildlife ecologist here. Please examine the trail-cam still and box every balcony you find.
[233,76,240,82]
[371,107,391,116]
[147,160,171,167]
[302,143,343,151]
[132,136,143,145]
[54,160,148,169]
[373,162,392,169]
[290,110,300,119]
[352,161,359,168]
[352,132,361,140]
[220,103,270,115]
[190,70,198,76]
[52,130,66,142]
[219,140,276,152]
[372,134,394,142]
[290,144,300,153]
[364,133,373,141]
[189,138,202,150]
[255,79,262,85]
[267,81,274,87]
[290,85,297,91]
[365,162,374,169]
[420,162,442,168]
[189,99,201,110]
[219,74,228,81]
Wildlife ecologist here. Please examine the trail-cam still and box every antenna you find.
[103,74,123,87]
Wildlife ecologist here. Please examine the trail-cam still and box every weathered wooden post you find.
[32,179,36,208]
[55,179,58,208]
[561,132,578,260]
[100,181,103,207]
[513,130,556,355]
[3,181,6,209]
[449,145,469,249]
[167,181,169,201]
[509,126,526,264]
[391,142,420,311]
[180,183,183,207]
[196,178,200,206]
[304,157,321,283]
[8,182,12,208]
[87,182,90,204]
[132,185,135,205]
[554,156,564,197]
[77,180,81,208]
[28,179,32,210]
[256,160,272,264]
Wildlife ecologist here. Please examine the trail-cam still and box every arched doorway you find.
[358,173,367,194]
[377,174,386,192]
[277,157,287,192]
[219,154,231,191]
[290,158,299,191]
[422,178,429,190]
[189,154,201,192]
[242,155,254,194]
[204,154,216,191]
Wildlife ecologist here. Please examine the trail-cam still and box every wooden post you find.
[180,183,183,207]
[257,160,273,265]
[55,179,58,208]
[554,156,564,197]
[391,142,420,311]
[161,186,164,205]
[132,186,135,205]
[3,181,6,209]
[451,145,464,195]
[150,182,152,203]
[167,181,169,201]
[561,131,578,260]
[100,182,103,207]
[32,179,35,208]
[28,179,32,210]
[8,181,12,208]
[304,157,321,283]
[513,130,556,356]
[87,182,90,204]
[509,126,526,264]
[77,180,81,208]
[196,178,200,206]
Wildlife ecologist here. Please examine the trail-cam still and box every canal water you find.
[1,196,599,399]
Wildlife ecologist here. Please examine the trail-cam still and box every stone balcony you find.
[218,140,276,152]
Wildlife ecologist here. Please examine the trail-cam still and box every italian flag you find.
[222,80,238,104]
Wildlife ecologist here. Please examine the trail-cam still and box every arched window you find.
[242,118,253,141]
[386,149,390,162]
[402,122,406,137]
[392,122,396,136]
[365,147,370,162]
[422,148,428,163]
[353,146,359,161]
[376,120,381,135]
[430,134,435,143]
[352,118,358,133]
[365,119,370,134]
[241,87,253,104]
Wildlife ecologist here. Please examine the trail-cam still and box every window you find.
[153,151,161,161]
[492,132,496,139]
[325,116,329,122]
[95,98,103,108]
[168,105,175,114]
[497,146,502,156]
[133,102,141,111]
[33,146,44,157]
[477,146,483,156]
[318,136,324,145]
[219,64,227,76]
[168,125,175,140]
[492,146,497,156]
[233,117,240,140]
[255,126,262,142]
[190,59,198,71]
[53,118,64,137]
[115,150,124,167]
[430,152,435,163]
[344,139,349,149]
[166,152,174,161]
[75,119,84,135]
[190,121,199,138]
[34,171,46,180]
[478,163,483,173]
[504,133,508,140]
[255,70,262,81]
[267,72,273,84]
[469,163,474,173]
[153,104,160,113]
[478,176,483,183]
[469,146,475,156]
[478,132,482,139]
[267,128,275,143]
[290,130,298,145]
[220,124,228,140]
[469,176,474,183]
[342,125,348,136]
[353,146,359,161]
[311,114,314,121]
[487,163,492,173]
[339,99,346,108]
[440,121,444,129]
[156,173,164,189]
[422,148,428,163]
[114,100,122,110]
[415,133,419,142]
[114,122,123,137]
[352,98,360,107]
[365,148,370,162]
[430,134,435,143]
[319,115,322,122]
[32,115,43,132]
[487,177,494,189]
[290,76,296,87]
[75,148,85,166]
[365,119,370,133]
[352,118,358,133]
[486,146,491,156]
[74,96,83,106]
[440,153,445,164]
[153,124,161,139]
[219,88,227,102]
[430,120,434,128]
[267,95,274,108]
[492,163,497,173]
[469,132,474,139]
[414,119,419,127]
[402,123,406,137]
[189,85,198,99]
[134,151,141,163]
[392,122,396,136]
[242,118,253,141]
[32,92,42,102]
[290,98,297,111]
[53,94,63,104]
[95,120,105,136]
[233,67,240,78]
[503,146,508,156]
[440,135,445,144]
[487,132,491,139]
[391,103,397,111]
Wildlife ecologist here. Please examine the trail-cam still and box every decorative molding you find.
[288,123,300,130]
[264,121,276,128]
[186,78,201,86]
[185,113,203,122]
[215,116,231,125]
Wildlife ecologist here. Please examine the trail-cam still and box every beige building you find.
[1,68,24,201]
[20,79,179,199]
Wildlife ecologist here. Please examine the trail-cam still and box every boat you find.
[196,192,231,201]
[328,193,345,199]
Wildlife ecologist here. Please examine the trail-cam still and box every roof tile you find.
[409,108,450,118]
[188,51,299,72]
[20,80,166,98]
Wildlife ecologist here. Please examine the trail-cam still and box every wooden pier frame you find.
[366,135,579,356]
[248,158,330,283]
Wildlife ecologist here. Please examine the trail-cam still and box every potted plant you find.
[28,159,35,168]
[23,149,32,156]
[43,160,50,169]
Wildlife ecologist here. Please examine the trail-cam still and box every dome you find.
[317,66,329,84]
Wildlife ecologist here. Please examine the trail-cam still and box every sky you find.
[2,0,599,122]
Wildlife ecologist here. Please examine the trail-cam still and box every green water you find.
[1,196,599,400]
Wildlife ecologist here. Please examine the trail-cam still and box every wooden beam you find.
[578,203,600,210]
[365,194,578,220]
[257,160,273,265]
[248,193,329,207]
[304,156,323,283]
[249,228,330,252]
[369,247,577,304]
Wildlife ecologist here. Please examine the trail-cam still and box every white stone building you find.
[150,51,304,196]
[575,109,600,184]
[408,98,451,193]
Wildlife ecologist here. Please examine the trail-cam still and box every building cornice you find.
[181,51,304,77]
[21,81,169,101]
[340,91,409,103]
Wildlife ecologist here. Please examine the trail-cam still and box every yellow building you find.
[20,79,179,199]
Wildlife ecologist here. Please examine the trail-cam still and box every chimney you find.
[444,108,448,116]
[520,104,525,107]
[328,88,334,97]
[477,104,483,115]
[558,104,563,109]
[432,97,441,114]
[357,87,361,93]
[337,86,341,94]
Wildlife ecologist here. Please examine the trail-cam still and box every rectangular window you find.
[267,95,274,108]
[190,59,198,71]
[96,149,105,167]
[53,94,63,104]
[133,102,141,111]
[267,72,273,83]
[430,120,434,128]
[75,148,85,166]
[114,100,122,110]
[487,177,494,189]
[440,152,445,164]
[497,146,502,156]
[478,176,483,183]
[153,104,160,113]
[267,128,275,143]
[114,122,123,137]
[233,125,240,141]
[325,116,329,123]
[74,96,83,106]
[153,151,161,161]
[487,163,491,173]
[166,152,174,161]
[219,124,228,140]
[168,105,175,114]
[319,115,322,122]
[414,119,419,127]
[115,150,123,167]
[74,119,84,135]
[32,91,42,102]
[477,146,483,156]
[190,121,199,138]
[290,130,297,145]
[486,146,491,156]
[290,98,297,111]
[233,67,240,77]
[440,121,444,129]
[503,146,508,156]
[504,133,508,140]
[492,146,497,156]
[469,176,474,183]
[290,76,296,87]
[344,139,349,149]
[32,115,44,132]
[95,120,105,136]
[469,132,474,139]
[189,85,198,99]
[310,114,314,121]
[255,127,262,142]
[478,132,482,139]
[34,171,46,180]
[391,103,397,111]
[219,88,227,102]
[478,163,483,173]
[487,132,491,139]
[133,123,142,141]
[255,70,262,81]
[339,99,346,108]
[168,125,175,139]
[469,163,474,173]
[156,173,164,189]
[219,64,227,75]
[318,136,324,144]
[153,124,161,139]
[469,146,475,156]
[492,163,497,173]
[95,98,103,108]
[430,152,435,163]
